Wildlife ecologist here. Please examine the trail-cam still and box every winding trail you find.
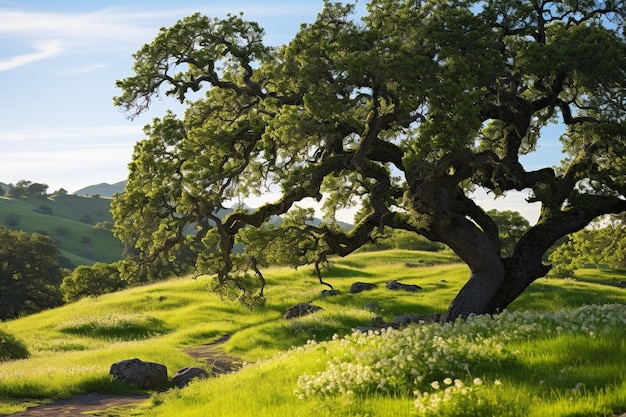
[6,335,239,417]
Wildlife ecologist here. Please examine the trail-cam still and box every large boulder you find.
[349,282,378,294]
[172,367,210,388]
[283,303,322,319]
[109,358,168,388]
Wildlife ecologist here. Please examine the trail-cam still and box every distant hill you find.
[0,194,123,269]
[73,180,127,197]
[0,179,353,270]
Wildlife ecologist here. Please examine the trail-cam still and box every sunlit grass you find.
[1,250,624,416]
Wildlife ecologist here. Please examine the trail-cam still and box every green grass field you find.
[0,250,624,416]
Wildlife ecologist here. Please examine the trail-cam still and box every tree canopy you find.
[0,228,64,320]
[113,0,626,321]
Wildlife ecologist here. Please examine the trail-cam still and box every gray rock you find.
[172,367,210,388]
[394,313,441,326]
[321,289,341,297]
[364,302,380,312]
[349,282,378,294]
[386,280,422,292]
[355,313,441,333]
[355,323,397,333]
[109,358,168,388]
[283,303,322,319]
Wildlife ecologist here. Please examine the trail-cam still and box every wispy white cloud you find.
[0,8,160,43]
[0,39,62,71]
[0,125,142,142]
[0,4,321,43]
[63,63,106,74]
[0,145,133,193]
[0,3,324,71]
[0,124,140,191]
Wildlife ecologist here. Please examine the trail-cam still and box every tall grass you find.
[0,250,624,416]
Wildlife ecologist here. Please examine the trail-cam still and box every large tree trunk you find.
[440,252,551,322]
[440,267,504,322]
[425,191,511,322]
[427,190,555,322]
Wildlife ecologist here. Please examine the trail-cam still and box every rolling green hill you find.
[0,194,123,267]
[0,250,624,416]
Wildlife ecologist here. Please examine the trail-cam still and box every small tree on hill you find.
[7,180,49,198]
[113,1,626,321]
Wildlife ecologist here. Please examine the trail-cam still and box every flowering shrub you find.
[295,304,625,400]
[415,377,494,416]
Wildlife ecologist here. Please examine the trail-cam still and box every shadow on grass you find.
[509,280,626,311]
[57,314,172,340]
[493,332,625,393]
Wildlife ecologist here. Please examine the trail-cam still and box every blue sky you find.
[1,0,564,222]
[0,1,323,191]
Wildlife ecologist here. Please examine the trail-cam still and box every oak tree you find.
[0,228,64,320]
[113,0,626,321]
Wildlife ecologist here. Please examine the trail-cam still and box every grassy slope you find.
[0,250,624,416]
[0,195,123,266]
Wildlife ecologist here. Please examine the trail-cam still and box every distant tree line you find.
[0,180,68,199]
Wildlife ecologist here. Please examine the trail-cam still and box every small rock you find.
[172,367,210,388]
[349,282,378,294]
[386,280,422,292]
[364,302,380,312]
[394,313,441,326]
[109,358,168,388]
[355,322,397,333]
[321,289,341,297]
[283,303,322,319]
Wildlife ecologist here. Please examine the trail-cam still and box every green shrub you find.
[4,213,20,227]
[0,328,29,361]
[61,262,126,301]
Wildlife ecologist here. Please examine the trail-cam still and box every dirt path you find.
[6,393,150,417]
[182,334,241,374]
[6,335,239,417]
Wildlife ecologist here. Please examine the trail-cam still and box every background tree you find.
[0,227,64,320]
[27,182,48,198]
[486,209,531,257]
[6,180,49,198]
[61,262,127,302]
[549,215,626,275]
[113,0,626,321]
